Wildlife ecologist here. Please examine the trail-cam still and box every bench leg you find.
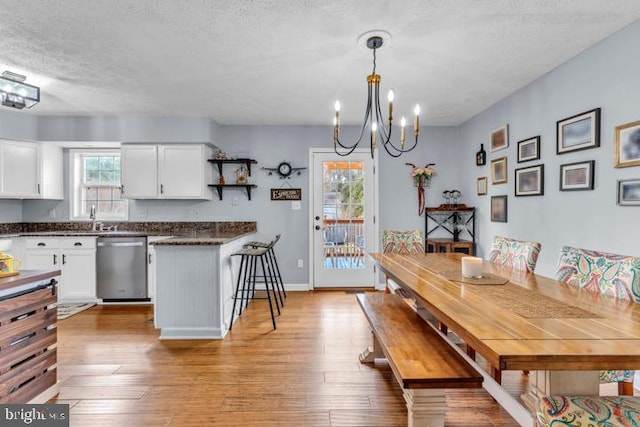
[404,389,446,427]
[359,333,384,363]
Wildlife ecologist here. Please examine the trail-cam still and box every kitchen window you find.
[70,149,128,220]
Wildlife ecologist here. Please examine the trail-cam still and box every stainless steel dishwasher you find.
[96,236,148,301]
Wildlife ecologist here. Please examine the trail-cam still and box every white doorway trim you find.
[307,147,380,290]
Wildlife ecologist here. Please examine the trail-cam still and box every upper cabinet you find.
[121,143,214,199]
[0,140,63,200]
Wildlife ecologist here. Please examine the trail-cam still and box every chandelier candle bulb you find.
[387,90,394,121]
[414,104,420,132]
[371,122,377,149]
[400,117,406,148]
[461,256,483,278]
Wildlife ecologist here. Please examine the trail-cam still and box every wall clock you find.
[262,161,307,179]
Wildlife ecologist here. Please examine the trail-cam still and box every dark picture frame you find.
[515,164,544,196]
[490,124,509,152]
[490,195,507,222]
[491,156,508,184]
[477,176,487,196]
[614,120,640,168]
[517,136,540,163]
[556,108,601,154]
[617,179,640,206]
[560,160,595,191]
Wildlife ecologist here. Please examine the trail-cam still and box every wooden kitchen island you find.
[151,230,257,339]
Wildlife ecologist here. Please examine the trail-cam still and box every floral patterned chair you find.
[381,230,424,292]
[557,246,640,396]
[488,235,542,273]
[536,395,640,427]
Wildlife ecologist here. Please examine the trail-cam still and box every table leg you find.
[521,370,600,415]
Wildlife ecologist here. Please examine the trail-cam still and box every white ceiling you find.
[1,1,639,126]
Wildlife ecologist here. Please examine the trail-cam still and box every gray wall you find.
[458,19,640,277]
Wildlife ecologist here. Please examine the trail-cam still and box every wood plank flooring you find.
[51,291,522,426]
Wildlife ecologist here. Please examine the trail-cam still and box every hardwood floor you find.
[52,291,521,426]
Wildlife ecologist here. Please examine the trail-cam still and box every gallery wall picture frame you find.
[617,179,640,206]
[490,124,509,152]
[477,177,487,196]
[490,195,508,222]
[491,156,508,184]
[614,120,640,168]
[556,107,601,154]
[515,164,544,196]
[560,160,595,191]
[517,136,540,163]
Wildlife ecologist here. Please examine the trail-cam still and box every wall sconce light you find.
[0,70,40,109]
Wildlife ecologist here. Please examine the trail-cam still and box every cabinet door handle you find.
[148,253,152,264]
[121,184,125,195]
[62,254,66,265]
[53,254,57,265]
[37,183,41,194]
[160,184,164,194]
[37,242,46,247]
[74,242,82,246]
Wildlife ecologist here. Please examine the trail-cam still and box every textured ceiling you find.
[0,1,639,126]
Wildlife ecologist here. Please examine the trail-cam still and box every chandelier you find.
[0,71,40,109]
[333,31,420,158]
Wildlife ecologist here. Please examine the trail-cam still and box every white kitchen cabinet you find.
[23,237,97,303]
[121,144,214,199]
[0,140,63,199]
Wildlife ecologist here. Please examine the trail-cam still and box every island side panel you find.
[155,245,222,339]
[218,235,255,334]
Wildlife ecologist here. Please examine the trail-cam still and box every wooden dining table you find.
[369,252,640,424]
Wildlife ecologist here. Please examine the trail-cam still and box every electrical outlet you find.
[291,201,301,210]
[232,197,239,206]
[297,259,303,268]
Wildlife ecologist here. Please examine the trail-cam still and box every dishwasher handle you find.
[97,242,145,247]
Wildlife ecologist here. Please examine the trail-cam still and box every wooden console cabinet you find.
[0,270,60,403]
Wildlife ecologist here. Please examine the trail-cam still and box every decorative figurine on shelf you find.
[451,189,461,208]
[219,175,225,185]
[476,144,486,166]
[235,166,249,184]
[215,150,227,160]
[406,162,436,216]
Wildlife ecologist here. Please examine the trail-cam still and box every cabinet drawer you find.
[24,238,59,249]
[60,237,96,250]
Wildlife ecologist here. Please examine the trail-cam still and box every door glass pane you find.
[322,161,365,270]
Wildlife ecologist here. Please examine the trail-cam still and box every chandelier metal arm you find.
[334,78,374,157]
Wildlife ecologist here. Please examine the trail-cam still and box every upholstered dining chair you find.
[488,235,542,274]
[557,245,640,396]
[381,230,424,292]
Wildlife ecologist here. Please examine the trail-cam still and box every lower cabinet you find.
[24,237,97,303]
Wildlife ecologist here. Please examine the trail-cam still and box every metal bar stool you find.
[229,246,279,330]
[244,234,286,305]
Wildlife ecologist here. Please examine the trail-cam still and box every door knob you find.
[315,225,321,230]
[315,216,320,221]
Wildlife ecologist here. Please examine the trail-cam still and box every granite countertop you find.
[150,231,256,246]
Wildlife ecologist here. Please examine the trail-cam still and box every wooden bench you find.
[357,293,483,427]
[536,395,640,427]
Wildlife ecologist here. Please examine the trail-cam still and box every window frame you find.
[69,148,128,221]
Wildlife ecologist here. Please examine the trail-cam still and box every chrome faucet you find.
[90,205,102,231]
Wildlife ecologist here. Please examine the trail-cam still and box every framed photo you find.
[491,156,508,184]
[517,136,540,163]
[490,124,509,152]
[614,120,640,168]
[477,177,487,196]
[490,195,507,222]
[617,179,640,206]
[515,164,544,196]
[560,160,595,191]
[556,108,601,154]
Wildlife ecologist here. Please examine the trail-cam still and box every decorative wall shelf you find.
[208,158,257,176]
[208,184,257,201]
[208,158,258,200]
